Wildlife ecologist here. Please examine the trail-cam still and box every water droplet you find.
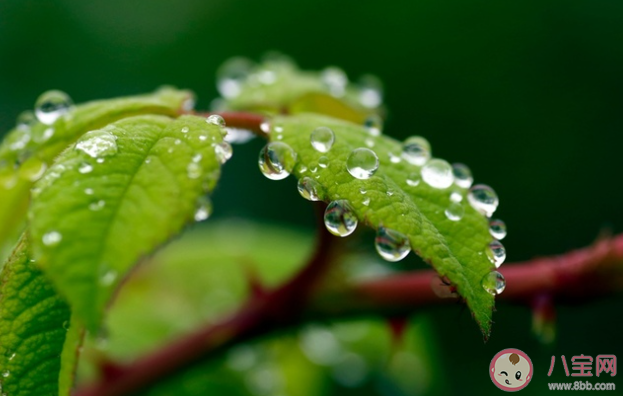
[75,129,118,158]
[362,197,370,206]
[8,129,31,151]
[34,90,73,124]
[181,126,189,134]
[389,152,401,163]
[346,148,379,179]
[214,141,233,164]
[401,136,431,166]
[450,191,463,202]
[363,115,383,136]
[17,110,37,131]
[207,114,226,127]
[444,202,464,221]
[386,189,394,196]
[96,158,105,164]
[297,177,324,201]
[406,172,421,187]
[324,200,358,237]
[482,271,506,295]
[89,200,106,211]
[359,187,367,194]
[321,67,348,97]
[2,371,9,378]
[358,74,383,108]
[187,162,202,179]
[18,158,47,181]
[100,269,117,286]
[364,138,375,148]
[78,161,93,174]
[258,142,297,180]
[217,57,254,98]
[194,196,213,221]
[299,165,308,173]
[489,219,507,240]
[33,127,54,144]
[421,159,453,189]
[375,227,411,262]
[452,163,473,188]
[62,320,70,330]
[468,184,499,217]
[199,135,207,141]
[310,126,335,153]
[486,240,506,268]
[42,231,62,246]
[318,156,329,168]
[84,188,94,195]
[174,139,182,145]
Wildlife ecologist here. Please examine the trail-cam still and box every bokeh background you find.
[1,0,622,395]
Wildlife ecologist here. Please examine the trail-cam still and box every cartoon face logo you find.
[490,348,533,391]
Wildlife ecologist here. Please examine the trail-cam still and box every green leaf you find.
[268,114,497,336]
[0,235,81,396]
[29,114,227,332]
[0,87,192,258]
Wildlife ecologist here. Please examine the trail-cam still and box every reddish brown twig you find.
[193,111,267,138]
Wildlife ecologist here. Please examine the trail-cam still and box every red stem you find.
[193,111,267,137]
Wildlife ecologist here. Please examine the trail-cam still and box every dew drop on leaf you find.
[421,159,453,189]
[489,219,507,240]
[89,200,106,211]
[34,90,73,125]
[346,148,379,180]
[324,200,358,237]
[318,156,329,169]
[444,202,464,221]
[375,227,411,262]
[297,177,324,201]
[75,129,118,159]
[258,141,297,180]
[8,129,31,151]
[207,114,226,128]
[310,126,335,153]
[468,184,499,217]
[482,271,506,295]
[214,141,233,164]
[187,162,203,179]
[486,240,506,268]
[16,110,37,131]
[217,57,254,99]
[401,136,431,166]
[406,172,421,187]
[181,126,189,134]
[42,231,62,246]
[357,74,383,108]
[452,163,473,188]
[18,157,47,182]
[363,115,383,136]
[78,161,93,174]
[321,67,348,97]
[194,196,213,222]
[450,191,463,202]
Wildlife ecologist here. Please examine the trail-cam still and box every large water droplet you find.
[42,231,62,246]
[481,271,506,295]
[489,219,507,240]
[75,129,118,158]
[421,159,453,189]
[324,200,358,237]
[346,148,379,179]
[467,184,499,217]
[486,240,506,268]
[297,177,324,201]
[444,202,464,221]
[35,90,73,125]
[207,114,226,128]
[214,141,233,164]
[310,126,335,153]
[375,227,411,262]
[363,115,383,136]
[258,142,297,180]
[194,196,213,221]
[217,57,254,99]
[358,74,383,108]
[452,163,473,188]
[321,67,348,97]
[401,136,431,166]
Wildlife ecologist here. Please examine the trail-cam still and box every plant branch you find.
[75,229,623,395]
[192,111,268,139]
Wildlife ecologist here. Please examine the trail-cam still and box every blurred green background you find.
[1,0,622,395]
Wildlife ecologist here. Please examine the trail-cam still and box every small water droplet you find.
[2,370,9,378]
[16,110,37,131]
[33,127,55,144]
[194,196,213,221]
[63,320,70,330]
[324,200,358,237]
[364,138,375,148]
[5,352,15,361]
[482,271,506,295]
[310,126,335,153]
[362,197,370,206]
[450,191,463,203]
[174,139,182,145]
[42,231,62,246]
[359,187,367,194]
[386,189,394,196]
[100,269,117,286]
[318,156,329,168]
[84,188,94,195]
[187,162,203,179]
[78,161,93,174]
[75,129,118,158]
[346,148,379,179]
[199,135,207,141]
[452,163,473,188]
[214,141,233,164]
[358,74,383,108]
[258,142,297,180]
[489,219,507,240]
[389,152,401,163]
[321,67,348,97]
[18,157,47,181]
[406,172,421,187]
[297,177,324,201]
[89,200,106,211]
[34,90,73,124]
[375,227,411,262]
[363,115,383,136]
[299,165,308,173]
[421,159,453,189]
[207,114,226,128]
[468,184,499,217]
[8,129,31,151]
[486,240,506,268]
[217,57,254,98]
[401,136,431,166]
[181,126,189,134]
[444,202,464,221]
[260,121,271,133]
